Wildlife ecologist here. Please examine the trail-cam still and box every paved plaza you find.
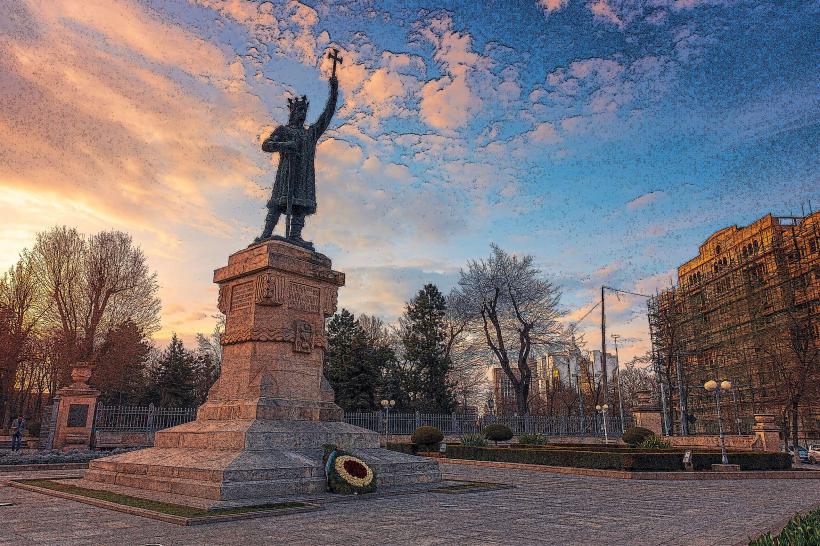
[1,462,818,546]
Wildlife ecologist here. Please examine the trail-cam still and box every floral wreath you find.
[323,444,377,495]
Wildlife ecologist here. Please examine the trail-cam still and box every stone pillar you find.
[196,239,345,422]
[52,362,100,452]
[752,413,781,452]
[631,390,663,436]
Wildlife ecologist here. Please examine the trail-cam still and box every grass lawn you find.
[17,479,307,518]
[430,480,509,493]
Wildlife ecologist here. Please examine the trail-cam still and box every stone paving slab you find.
[1,463,818,545]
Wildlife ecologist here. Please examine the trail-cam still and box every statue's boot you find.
[254,209,280,244]
[289,215,313,249]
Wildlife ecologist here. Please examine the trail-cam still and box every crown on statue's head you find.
[287,95,309,111]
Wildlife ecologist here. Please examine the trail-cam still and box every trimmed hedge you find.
[444,445,683,471]
[692,452,791,471]
[443,445,792,472]
[383,442,416,455]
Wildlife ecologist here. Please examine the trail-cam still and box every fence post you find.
[415,410,420,429]
[147,403,156,444]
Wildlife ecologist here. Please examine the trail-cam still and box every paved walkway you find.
[1,462,818,545]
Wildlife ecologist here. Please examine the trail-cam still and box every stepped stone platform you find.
[83,240,440,507]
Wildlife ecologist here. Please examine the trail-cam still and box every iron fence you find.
[344,412,631,437]
[93,404,197,433]
[687,416,756,436]
[92,405,629,438]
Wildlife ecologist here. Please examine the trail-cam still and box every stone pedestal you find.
[84,240,440,507]
[52,363,100,451]
[752,414,781,452]
[631,390,663,436]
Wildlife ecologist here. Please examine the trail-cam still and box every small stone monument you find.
[631,390,663,436]
[82,51,440,507]
[52,362,100,451]
[752,414,781,452]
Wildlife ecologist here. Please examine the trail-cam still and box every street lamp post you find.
[595,403,610,443]
[380,399,395,436]
[704,379,732,465]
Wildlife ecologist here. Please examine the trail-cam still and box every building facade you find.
[649,212,819,441]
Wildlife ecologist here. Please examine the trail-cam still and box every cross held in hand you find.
[328,48,343,77]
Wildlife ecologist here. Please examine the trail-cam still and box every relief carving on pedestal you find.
[321,286,338,317]
[255,273,286,306]
[293,319,314,353]
[217,285,231,314]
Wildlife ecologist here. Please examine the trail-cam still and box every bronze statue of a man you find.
[257,62,339,249]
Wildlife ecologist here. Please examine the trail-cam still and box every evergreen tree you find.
[401,284,456,413]
[93,320,151,405]
[325,309,385,411]
[148,334,197,407]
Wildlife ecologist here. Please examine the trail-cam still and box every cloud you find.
[545,55,675,118]
[586,0,736,29]
[626,190,667,210]
[415,12,487,130]
[528,122,562,144]
[538,0,571,13]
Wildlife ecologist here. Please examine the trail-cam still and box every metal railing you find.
[687,416,756,436]
[94,404,197,433]
[345,412,630,437]
[92,405,628,438]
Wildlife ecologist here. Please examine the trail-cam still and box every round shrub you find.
[638,434,672,450]
[482,424,513,445]
[411,426,444,451]
[622,426,655,447]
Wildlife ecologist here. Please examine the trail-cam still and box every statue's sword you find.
[285,166,292,239]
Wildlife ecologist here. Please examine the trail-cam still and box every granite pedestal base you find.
[83,420,440,508]
[83,240,441,506]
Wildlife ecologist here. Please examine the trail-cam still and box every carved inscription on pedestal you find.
[229,281,254,325]
[288,282,320,313]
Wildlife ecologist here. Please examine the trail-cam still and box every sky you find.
[0,0,818,365]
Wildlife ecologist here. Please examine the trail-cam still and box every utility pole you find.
[601,286,608,405]
[611,334,626,432]
[675,353,689,435]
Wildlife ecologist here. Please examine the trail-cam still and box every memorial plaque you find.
[288,282,320,312]
[67,404,89,428]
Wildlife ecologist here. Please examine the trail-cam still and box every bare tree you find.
[619,353,658,412]
[451,244,570,415]
[0,254,42,426]
[29,227,161,379]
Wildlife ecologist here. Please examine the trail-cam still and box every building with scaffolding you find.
[647,212,819,442]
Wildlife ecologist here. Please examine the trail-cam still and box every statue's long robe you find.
[263,79,338,215]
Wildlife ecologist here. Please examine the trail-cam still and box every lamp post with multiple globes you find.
[380,399,395,436]
[704,379,732,465]
[595,403,610,443]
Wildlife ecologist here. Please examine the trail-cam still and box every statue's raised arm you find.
[309,75,338,141]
